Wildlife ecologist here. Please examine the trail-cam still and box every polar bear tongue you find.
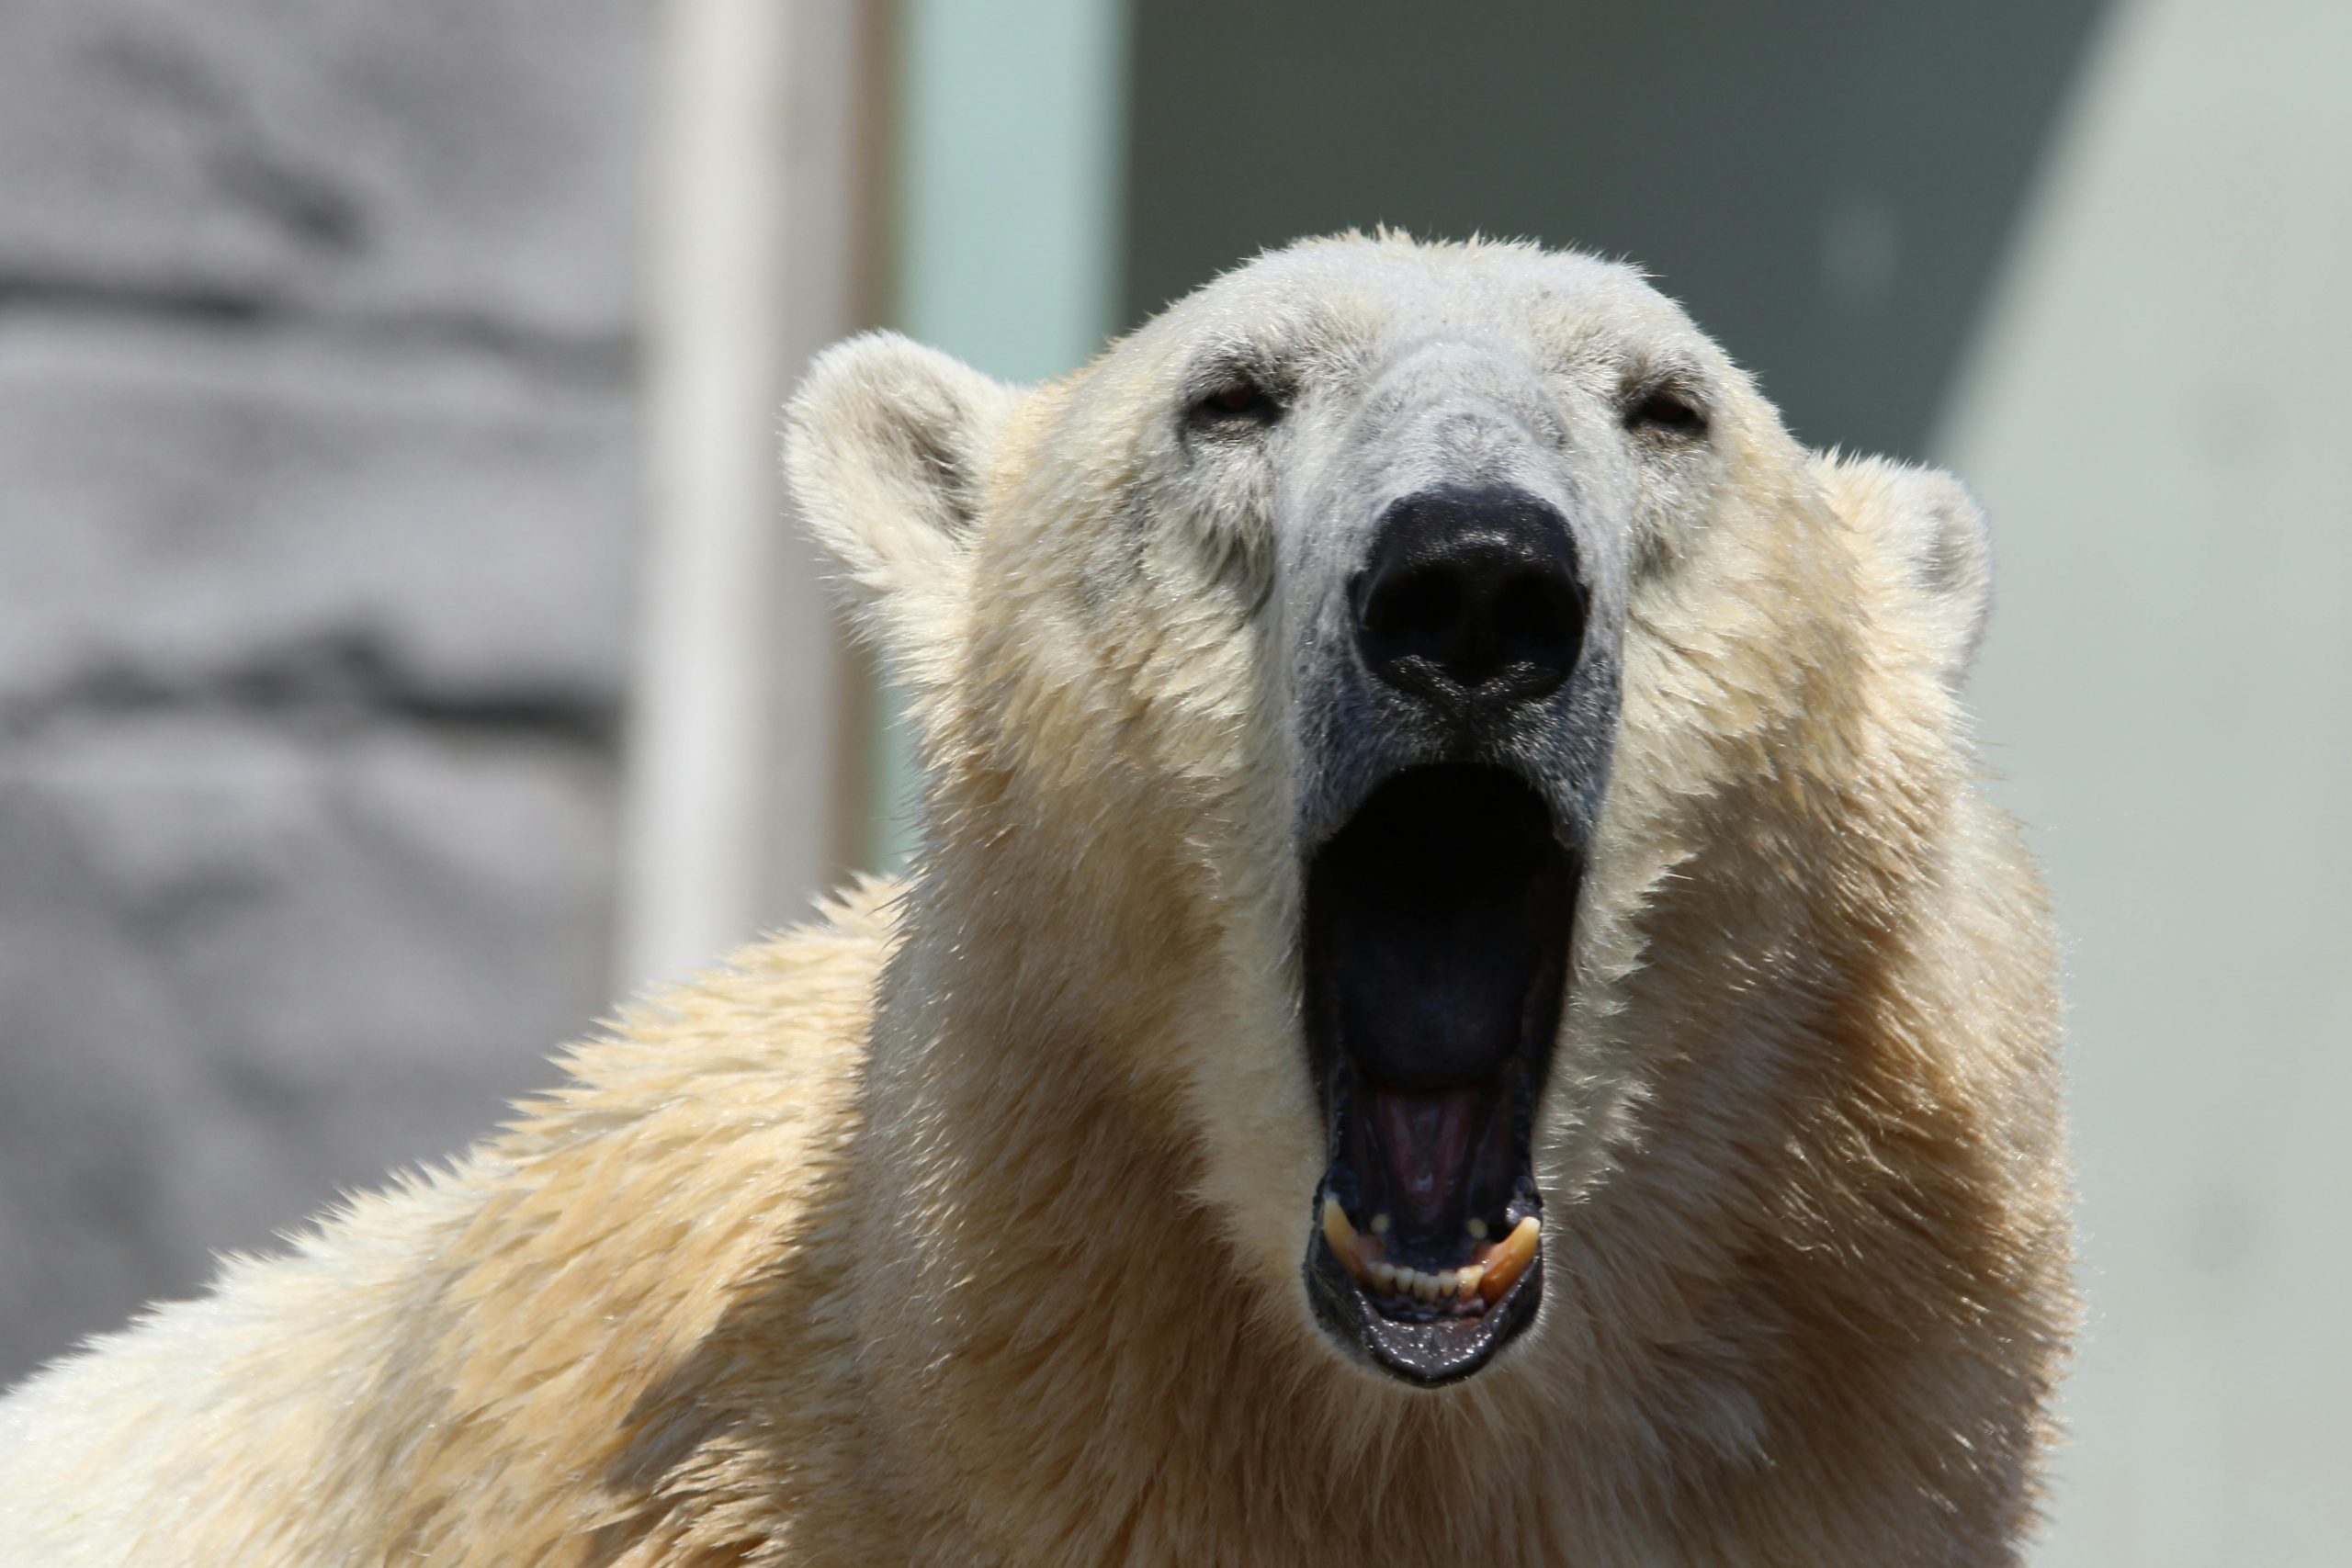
[1370,1086,1483,1227]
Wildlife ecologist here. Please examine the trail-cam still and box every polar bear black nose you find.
[1353,486,1585,710]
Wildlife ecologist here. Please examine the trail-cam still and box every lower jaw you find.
[1304,1059,1549,1385]
[1304,1203,1544,1385]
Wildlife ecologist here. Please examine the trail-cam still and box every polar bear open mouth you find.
[1302,763,1574,1384]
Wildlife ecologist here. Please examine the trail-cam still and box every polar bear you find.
[0,234,2073,1566]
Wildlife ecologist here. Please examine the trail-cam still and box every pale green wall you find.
[895,0,1128,384]
[872,0,1131,866]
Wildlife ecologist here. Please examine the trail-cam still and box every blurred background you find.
[2,0,2346,1559]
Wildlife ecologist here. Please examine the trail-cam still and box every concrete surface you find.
[0,0,644,1383]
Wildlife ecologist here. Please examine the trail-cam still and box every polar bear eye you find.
[1188,376,1281,430]
[1625,388,1706,438]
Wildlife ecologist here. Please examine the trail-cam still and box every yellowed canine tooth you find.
[1322,1197,1368,1285]
[1477,1215,1541,1305]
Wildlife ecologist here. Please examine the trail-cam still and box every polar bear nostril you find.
[1353,484,1584,711]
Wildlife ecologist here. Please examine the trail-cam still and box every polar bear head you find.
[787,234,1992,1389]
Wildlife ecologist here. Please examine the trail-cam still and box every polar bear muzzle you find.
[1297,485,1597,1385]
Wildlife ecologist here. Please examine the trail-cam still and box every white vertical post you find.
[621,0,878,987]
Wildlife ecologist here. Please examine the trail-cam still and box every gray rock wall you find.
[0,0,646,1383]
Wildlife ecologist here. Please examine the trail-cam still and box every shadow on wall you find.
[1123,0,2109,461]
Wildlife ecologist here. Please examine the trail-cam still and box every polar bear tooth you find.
[1321,1196,1368,1285]
[1476,1216,1542,1304]
[1456,1266,1484,1299]
[1370,1259,1397,1292]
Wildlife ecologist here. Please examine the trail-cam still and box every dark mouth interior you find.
[1304,764,1576,1384]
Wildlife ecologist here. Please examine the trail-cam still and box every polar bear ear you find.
[1810,452,1994,691]
[783,332,1022,686]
